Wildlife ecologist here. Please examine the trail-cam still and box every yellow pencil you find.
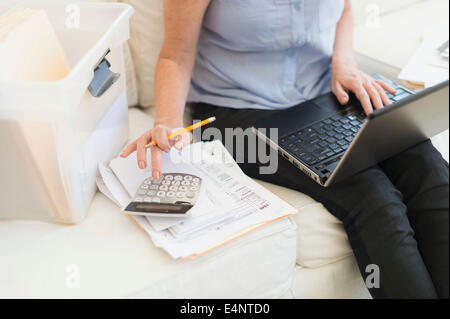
[145,116,216,148]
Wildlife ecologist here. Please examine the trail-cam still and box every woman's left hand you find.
[331,59,396,115]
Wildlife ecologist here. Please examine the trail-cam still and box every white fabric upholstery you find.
[291,259,371,299]
[122,38,139,107]
[120,0,164,108]
[255,181,354,268]
[0,193,298,298]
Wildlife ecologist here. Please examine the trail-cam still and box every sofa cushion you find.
[255,180,354,268]
[0,193,298,298]
[121,0,164,108]
[292,258,371,298]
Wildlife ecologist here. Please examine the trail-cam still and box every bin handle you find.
[88,49,120,98]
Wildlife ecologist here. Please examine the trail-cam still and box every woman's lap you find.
[191,103,449,298]
[379,141,449,298]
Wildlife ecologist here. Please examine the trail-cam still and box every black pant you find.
[191,103,449,299]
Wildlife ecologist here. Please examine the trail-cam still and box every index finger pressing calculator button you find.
[124,173,202,217]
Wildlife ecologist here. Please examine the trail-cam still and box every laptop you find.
[252,75,449,187]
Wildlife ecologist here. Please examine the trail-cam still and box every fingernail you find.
[139,161,145,169]
[153,171,160,179]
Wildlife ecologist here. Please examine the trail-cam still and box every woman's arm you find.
[155,0,210,128]
[331,0,396,115]
[332,0,354,65]
[121,0,210,178]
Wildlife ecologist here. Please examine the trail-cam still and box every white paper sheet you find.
[96,175,121,207]
[97,141,297,259]
[98,162,130,209]
[399,23,449,87]
[169,144,284,237]
[145,185,216,232]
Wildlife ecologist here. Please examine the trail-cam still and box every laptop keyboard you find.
[279,113,363,167]
[279,86,414,169]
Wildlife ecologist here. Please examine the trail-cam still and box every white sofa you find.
[0,108,371,298]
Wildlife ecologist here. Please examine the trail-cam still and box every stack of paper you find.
[97,141,297,259]
[0,7,71,81]
[399,23,449,88]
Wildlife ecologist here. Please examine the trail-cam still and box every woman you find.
[121,0,449,298]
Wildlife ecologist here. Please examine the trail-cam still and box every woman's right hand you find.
[120,123,192,179]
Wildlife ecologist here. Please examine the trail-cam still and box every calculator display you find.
[135,204,184,211]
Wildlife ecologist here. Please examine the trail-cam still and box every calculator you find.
[124,173,202,217]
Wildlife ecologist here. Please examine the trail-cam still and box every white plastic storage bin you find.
[0,0,134,223]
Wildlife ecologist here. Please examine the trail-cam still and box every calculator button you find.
[191,182,198,187]
[164,175,173,180]
[190,186,198,191]
[174,175,183,181]
[184,176,192,181]
[162,180,171,185]
[186,192,195,198]
[181,180,190,186]
[192,177,200,182]
[137,189,147,195]
[159,185,168,191]
[152,197,161,203]
[147,190,156,196]
[149,185,159,190]
[153,178,163,185]
[141,184,149,189]
[172,181,180,186]
[157,191,166,197]
[169,185,178,191]
[144,197,152,203]
[179,186,187,191]
[167,191,175,197]
[176,192,185,198]
[144,179,152,185]
[135,197,143,202]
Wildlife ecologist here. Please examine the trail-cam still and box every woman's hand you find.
[331,59,396,115]
[120,123,192,179]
